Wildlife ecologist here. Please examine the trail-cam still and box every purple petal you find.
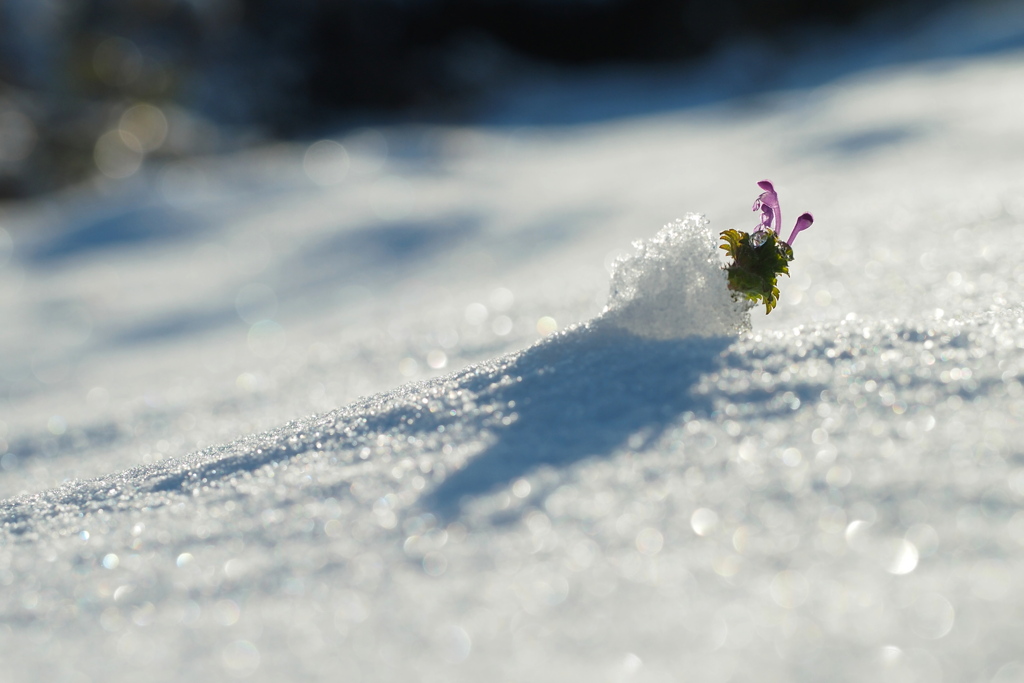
[752,180,781,232]
[786,212,814,245]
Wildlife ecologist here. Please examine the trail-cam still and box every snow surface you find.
[4,3,1024,681]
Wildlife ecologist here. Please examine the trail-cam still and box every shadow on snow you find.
[419,324,732,520]
[0,322,835,532]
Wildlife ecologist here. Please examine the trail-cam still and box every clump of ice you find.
[599,213,750,339]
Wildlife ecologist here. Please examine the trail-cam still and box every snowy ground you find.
[4,3,1024,681]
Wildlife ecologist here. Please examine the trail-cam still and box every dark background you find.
[0,0,955,198]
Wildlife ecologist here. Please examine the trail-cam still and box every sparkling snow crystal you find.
[600,213,751,339]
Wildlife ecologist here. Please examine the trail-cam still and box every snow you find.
[602,215,750,339]
[4,3,1024,681]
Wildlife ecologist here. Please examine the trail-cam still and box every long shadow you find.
[3,320,841,534]
[420,324,734,520]
[28,203,207,265]
[90,213,481,349]
[812,124,922,157]
[281,214,481,296]
[139,323,814,518]
[138,323,735,505]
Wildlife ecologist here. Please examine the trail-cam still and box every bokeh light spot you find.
[907,593,955,639]
[492,316,513,336]
[536,316,557,336]
[303,139,350,186]
[398,357,419,377]
[635,527,664,556]
[247,320,286,358]
[427,350,448,369]
[120,103,168,152]
[95,129,144,179]
[770,570,810,608]
[691,508,718,536]
[885,539,919,575]
[47,415,67,435]
[436,624,471,663]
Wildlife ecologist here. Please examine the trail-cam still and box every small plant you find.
[720,180,813,314]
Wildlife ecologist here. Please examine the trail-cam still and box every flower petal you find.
[786,212,814,245]
[753,180,781,232]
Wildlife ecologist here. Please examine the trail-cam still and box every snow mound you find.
[599,213,750,339]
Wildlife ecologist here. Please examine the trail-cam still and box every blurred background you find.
[0,0,961,198]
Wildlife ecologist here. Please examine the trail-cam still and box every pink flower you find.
[751,179,814,246]
[753,180,781,233]
[786,212,814,246]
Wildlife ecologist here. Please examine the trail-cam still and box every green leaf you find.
[719,229,795,314]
